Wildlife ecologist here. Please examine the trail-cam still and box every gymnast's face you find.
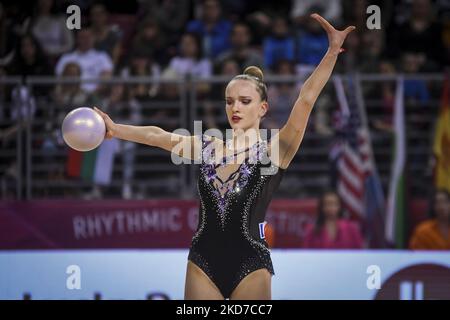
[225,79,267,131]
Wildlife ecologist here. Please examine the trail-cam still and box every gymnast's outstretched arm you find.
[270,13,356,169]
[93,106,202,161]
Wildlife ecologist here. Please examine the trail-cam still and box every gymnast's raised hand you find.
[268,13,356,170]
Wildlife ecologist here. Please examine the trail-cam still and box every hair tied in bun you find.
[243,66,264,82]
[231,65,268,101]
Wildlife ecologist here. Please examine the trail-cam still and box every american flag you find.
[332,75,386,247]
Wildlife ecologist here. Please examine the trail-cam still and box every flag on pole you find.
[66,138,119,186]
[385,76,408,249]
[332,75,386,247]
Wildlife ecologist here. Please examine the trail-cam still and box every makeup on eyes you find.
[225,96,252,105]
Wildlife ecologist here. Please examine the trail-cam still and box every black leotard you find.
[188,133,285,298]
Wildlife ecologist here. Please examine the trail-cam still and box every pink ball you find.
[62,107,106,152]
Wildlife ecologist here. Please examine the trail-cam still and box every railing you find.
[0,73,445,200]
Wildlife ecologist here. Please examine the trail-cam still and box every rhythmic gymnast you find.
[94,14,355,300]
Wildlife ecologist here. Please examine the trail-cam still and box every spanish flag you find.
[433,75,450,193]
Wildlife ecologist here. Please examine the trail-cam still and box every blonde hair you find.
[232,66,267,101]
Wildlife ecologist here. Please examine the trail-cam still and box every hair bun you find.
[243,66,264,81]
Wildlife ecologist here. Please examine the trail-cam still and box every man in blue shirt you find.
[186,0,232,59]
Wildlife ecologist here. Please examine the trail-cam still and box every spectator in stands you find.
[0,2,25,67]
[264,60,299,130]
[215,22,263,71]
[303,190,364,249]
[402,52,430,104]
[186,0,232,59]
[401,51,431,169]
[358,29,385,73]
[165,32,212,97]
[55,27,113,93]
[387,0,445,71]
[291,0,342,27]
[120,48,161,101]
[409,189,450,250]
[216,58,240,77]
[158,68,180,101]
[263,16,295,70]
[150,68,181,131]
[357,30,390,134]
[89,3,122,66]
[130,18,168,67]
[52,62,92,107]
[211,57,240,95]
[204,58,240,130]
[140,0,189,47]
[295,8,329,68]
[97,84,142,199]
[371,60,396,133]
[6,33,52,77]
[0,83,36,198]
[167,32,212,79]
[29,0,74,62]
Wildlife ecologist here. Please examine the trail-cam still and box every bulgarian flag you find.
[66,148,99,181]
[66,138,119,185]
[385,77,408,249]
[432,74,450,193]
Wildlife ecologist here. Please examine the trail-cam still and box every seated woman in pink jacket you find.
[303,190,364,249]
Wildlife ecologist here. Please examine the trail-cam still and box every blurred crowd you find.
[1,0,449,84]
[299,188,449,250]
[1,0,449,149]
[1,0,449,136]
[261,188,449,250]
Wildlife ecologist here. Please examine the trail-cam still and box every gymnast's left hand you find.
[310,13,356,55]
